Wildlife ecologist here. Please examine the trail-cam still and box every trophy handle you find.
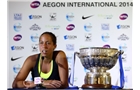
[111,50,124,58]
[74,52,80,58]
[68,52,80,86]
[117,50,124,57]
[73,52,80,67]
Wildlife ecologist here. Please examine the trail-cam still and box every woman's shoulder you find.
[54,50,65,54]
[26,53,40,62]
[53,50,66,57]
[21,53,40,68]
[54,50,66,60]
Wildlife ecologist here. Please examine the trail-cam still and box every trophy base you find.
[81,84,112,89]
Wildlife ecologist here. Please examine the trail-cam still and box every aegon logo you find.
[11,46,24,50]
[119,13,128,20]
[117,25,130,29]
[29,15,42,19]
[13,34,22,41]
[30,1,40,8]
[64,35,77,40]
[66,24,75,31]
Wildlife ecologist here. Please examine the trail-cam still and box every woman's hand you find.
[41,79,62,89]
[23,81,36,89]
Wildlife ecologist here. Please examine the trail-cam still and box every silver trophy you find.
[75,47,124,89]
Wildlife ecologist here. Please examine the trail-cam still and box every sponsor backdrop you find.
[8,0,132,89]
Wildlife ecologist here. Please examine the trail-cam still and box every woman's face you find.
[39,34,56,57]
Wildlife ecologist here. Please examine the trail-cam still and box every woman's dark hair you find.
[39,32,57,45]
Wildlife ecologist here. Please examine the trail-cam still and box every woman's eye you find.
[39,42,51,45]
[46,42,50,44]
[39,42,43,44]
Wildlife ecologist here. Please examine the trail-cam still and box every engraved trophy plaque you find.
[75,47,124,89]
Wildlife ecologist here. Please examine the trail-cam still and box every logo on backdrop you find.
[45,25,60,30]
[13,64,21,73]
[117,25,130,29]
[103,44,110,48]
[124,75,128,83]
[101,33,110,42]
[118,34,129,41]
[84,23,92,32]
[11,46,24,51]
[31,33,39,42]
[122,53,127,62]
[64,35,77,40]
[66,54,73,75]
[98,14,113,19]
[14,13,22,20]
[29,15,42,19]
[101,23,109,30]
[13,23,22,32]
[13,34,22,41]
[30,1,40,8]
[116,66,131,71]
[124,67,131,71]
[82,15,93,20]
[66,13,74,21]
[119,43,127,51]
[66,24,75,31]
[11,56,22,61]
[85,33,92,41]
[32,44,39,52]
[66,44,74,51]
[30,24,41,31]
[50,13,56,21]
[119,13,128,20]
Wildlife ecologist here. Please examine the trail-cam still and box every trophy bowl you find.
[75,47,124,89]
[77,47,123,70]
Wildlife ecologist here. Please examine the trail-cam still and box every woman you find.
[12,31,69,89]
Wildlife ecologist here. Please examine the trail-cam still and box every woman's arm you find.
[56,50,69,88]
[12,55,35,88]
[41,79,62,89]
